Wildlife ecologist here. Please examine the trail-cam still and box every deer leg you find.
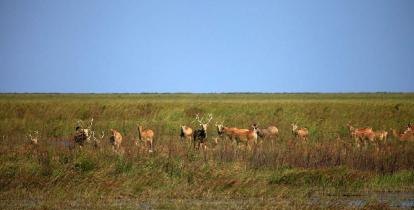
[149,140,154,153]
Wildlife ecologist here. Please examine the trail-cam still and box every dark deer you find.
[193,113,213,150]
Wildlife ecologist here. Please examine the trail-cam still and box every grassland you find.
[0,93,414,209]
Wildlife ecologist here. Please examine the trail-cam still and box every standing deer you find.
[231,124,258,150]
[110,129,123,151]
[256,125,279,142]
[76,118,94,143]
[404,123,414,134]
[193,113,213,150]
[392,129,414,141]
[74,126,88,148]
[215,121,237,141]
[180,125,193,141]
[137,125,155,152]
[291,123,309,141]
[73,118,95,148]
[346,123,375,147]
[27,130,39,145]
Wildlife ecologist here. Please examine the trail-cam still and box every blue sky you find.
[1,0,413,93]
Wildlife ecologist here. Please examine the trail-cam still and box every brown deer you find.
[26,130,39,145]
[193,113,213,150]
[232,124,258,150]
[109,129,123,151]
[256,125,279,141]
[346,123,375,146]
[180,125,193,141]
[215,121,238,141]
[404,123,414,134]
[137,125,155,152]
[392,129,414,141]
[291,123,309,141]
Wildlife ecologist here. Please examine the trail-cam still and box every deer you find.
[392,129,414,141]
[74,126,88,148]
[346,123,375,147]
[256,125,279,142]
[404,123,414,134]
[74,118,94,145]
[231,124,258,150]
[137,125,155,152]
[109,129,123,151]
[193,113,213,150]
[291,123,309,141]
[180,125,193,141]
[26,130,39,145]
[215,121,238,141]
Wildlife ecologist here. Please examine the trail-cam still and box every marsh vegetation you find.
[0,93,413,209]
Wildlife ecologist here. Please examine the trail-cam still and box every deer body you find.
[291,123,309,141]
[232,125,258,149]
[404,123,414,134]
[216,123,238,141]
[257,125,279,139]
[138,125,155,152]
[110,129,123,151]
[74,127,88,147]
[347,123,375,146]
[180,125,193,141]
[73,118,94,147]
[392,129,414,141]
[193,114,213,150]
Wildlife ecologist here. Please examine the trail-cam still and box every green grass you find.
[0,93,413,209]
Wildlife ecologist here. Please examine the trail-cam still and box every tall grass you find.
[0,93,413,208]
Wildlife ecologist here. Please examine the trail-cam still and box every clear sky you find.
[1,0,413,93]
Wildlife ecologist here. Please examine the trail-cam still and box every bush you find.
[74,156,96,173]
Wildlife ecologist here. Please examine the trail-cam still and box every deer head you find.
[196,113,213,131]
[27,130,39,144]
[215,120,225,133]
[76,120,84,129]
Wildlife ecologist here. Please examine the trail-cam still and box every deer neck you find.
[252,128,258,138]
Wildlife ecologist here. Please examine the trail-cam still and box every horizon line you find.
[0,91,413,95]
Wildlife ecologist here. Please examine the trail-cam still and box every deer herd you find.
[25,115,414,153]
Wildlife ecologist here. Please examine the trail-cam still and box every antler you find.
[88,118,94,129]
[27,130,39,138]
[195,113,213,124]
[91,131,96,141]
[215,120,225,126]
[34,131,39,139]
[195,113,203,124]
[205,113,213,124]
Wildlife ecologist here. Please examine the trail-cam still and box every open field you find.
[1,93,414,209]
